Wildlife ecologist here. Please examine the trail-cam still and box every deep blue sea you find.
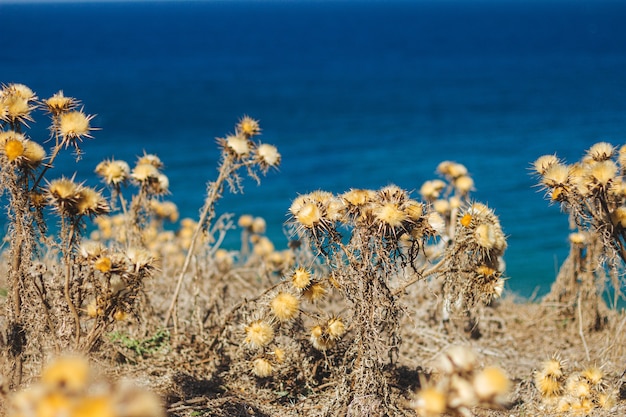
[2,0,626,298]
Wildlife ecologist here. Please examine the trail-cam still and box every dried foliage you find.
[1,84,625,417]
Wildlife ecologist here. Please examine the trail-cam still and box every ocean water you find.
[2,0,626,297]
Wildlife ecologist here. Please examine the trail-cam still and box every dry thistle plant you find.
[234,162,508,416]
[163,116,281,329]
[533,142,626,327]
[0,83,159,388]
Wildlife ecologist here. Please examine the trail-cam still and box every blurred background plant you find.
[534,142,626,331]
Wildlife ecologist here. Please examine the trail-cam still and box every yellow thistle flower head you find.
[412,386,447,417]
[326,317,346,340]
[244,320,274,349]
[473,366,510,402]
[95,159,130,186]
[419,179,447,201]
[373,202,407,230]
[46,177,81,214]
[76,186,110,217]
[93,256,112,273]
[3,136,25,163]
[589,160,618,189]
[302,281,327,302]
[454,175,474,195]
[238,214,254,229]
[224,134,250,157]
[252,357,273,378]
[310,325,333,351]
[137,152,163,168]
[270,292,300,322]
[58,109,95,146]
[237,115,261,138]
[586,142,615,162]
[291,267,312,290]
[41,355,91,394]
[1,84,35,125]
[131,162,159,183]
[23,140,46,167]
[44,90,78,115]
[541,163,570,187]
[256,143,281,169]
[402,200,424,222]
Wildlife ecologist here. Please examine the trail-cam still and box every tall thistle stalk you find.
[163,117,280,328]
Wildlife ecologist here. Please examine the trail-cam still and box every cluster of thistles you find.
[534,356,615,413]
[412,345,510,417]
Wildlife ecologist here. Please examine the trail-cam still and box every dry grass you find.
[0,84,625,417]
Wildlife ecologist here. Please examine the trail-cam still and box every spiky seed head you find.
[238,214,254,229]
[475,224,497,249]
[378,184,407,203]
[225,134,250,157]
[542,163,570,187]
[566,375,591,399]
[432,199,450,215]
[95,159,130,185]
[326,317,346,340]
[454,175,474,194]
[137,153,163,168]
[76,187,109,217]
[272,348,286,364]
[373,202,407,229]
[597,393,616,409]
[590,160,618,188]
[587,142,615,162]
[244,320,274,349]
[341,188,375,207]
[535,370,563,398]
[256,143,281,168]
[270,292,299,322]
[580,367,603,386]
[58,110,95,144]
[295,202,322,228]
[419,179,446,200]
[252,358,273,378]
[237,115,261,137]
[127,247,155,272]
[541,357,564,379]
[426,212,446,236]
[303,281,327,302]
[412,386,447,417]
[41,356,90,394]
[448,162,468,178]
[251,217,266,234]
[44,90,77,114]
[403,200,423,222]
[131,162,159,183]
[291,267,311,290]
[533,154,560,175]
[310,325,333,351]
[1,93,33,124]
[23,140,46,167]
[326,197,346,222]
[47,177,81,213]
[473,367,510,401]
